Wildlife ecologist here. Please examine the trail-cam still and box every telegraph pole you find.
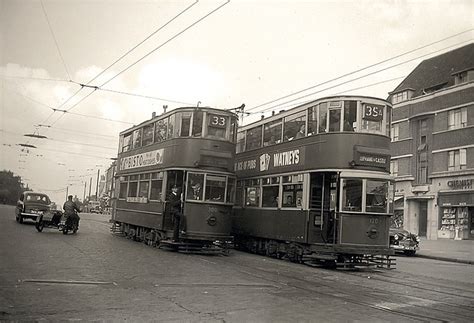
[83,181,87,202]
[65,185,69,201]
[95,169,100,201]
[88,177,92,200]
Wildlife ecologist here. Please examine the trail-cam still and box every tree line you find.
[0,170,26,205]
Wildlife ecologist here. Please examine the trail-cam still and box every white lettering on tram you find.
[273,149,300,167]
[120,149,164,170]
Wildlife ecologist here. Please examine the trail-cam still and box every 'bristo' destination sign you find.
[120,149,164,171]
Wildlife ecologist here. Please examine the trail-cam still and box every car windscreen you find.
[25,194,50,204]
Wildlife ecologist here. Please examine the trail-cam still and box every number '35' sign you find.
[208,114,227,128]
[363,104,384,121]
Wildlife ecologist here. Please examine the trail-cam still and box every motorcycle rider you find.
[63,195,80,229]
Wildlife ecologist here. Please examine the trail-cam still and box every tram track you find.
[205,253,473,322]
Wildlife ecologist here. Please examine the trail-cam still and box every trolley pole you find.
[95,169,100,201]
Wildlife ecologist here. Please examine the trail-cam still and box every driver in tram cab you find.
[63,195,80,227]
[168,185,182,242]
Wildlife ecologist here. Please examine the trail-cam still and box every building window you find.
[391,91,410,104]
[390,160,399,176]
[454,70,473,85]
[448,108,467,130]
[391,124,399,142]
[448,149,467,171]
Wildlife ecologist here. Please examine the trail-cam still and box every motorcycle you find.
[35,210,79,234]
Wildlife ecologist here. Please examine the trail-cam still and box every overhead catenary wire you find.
[244,28,474,114]
[249,39,473,115]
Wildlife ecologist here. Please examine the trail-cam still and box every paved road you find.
[1,204,473,322]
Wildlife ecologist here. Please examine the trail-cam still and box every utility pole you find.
[88,177,92,200]
[66,185,69,201]
[83,181,87,202]
[95,169,100,201]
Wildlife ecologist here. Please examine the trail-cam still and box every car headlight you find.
[394,234,399,241]
[415,236,420,242]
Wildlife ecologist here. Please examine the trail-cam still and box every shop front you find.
[437,178,474,240]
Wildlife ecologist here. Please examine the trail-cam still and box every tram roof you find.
[119,106,238,135]
[239,95,391,131]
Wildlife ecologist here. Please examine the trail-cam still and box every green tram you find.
[112,107,238,253]
[232,95,395,268]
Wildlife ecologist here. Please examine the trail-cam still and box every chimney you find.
[272,111,275,116]
[163,105,168,113]
[152,112,156,118]
[261,114,265,120]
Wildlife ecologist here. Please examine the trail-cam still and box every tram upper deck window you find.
[263,119,282,146]
[133,129,142,149]
[122,133,132,152]
[307,105,318,136]
[328,102,342,132]
[207,114,228,139]
[155,118,167,142]
[187,172,204,201]
[236,131,245,153]
[168,114,175,139]
[192,111,203,137]
[284,111,306,141]
[150,172,164,201]
[246,125,262,151]
[342,179,362,212]
[366,180,388,213]
[361,103,384,134]
[175,112,192,137]
[142,124,154,146]
[319,102,328,133]
[343,101,357,131]
[205,175,226,202]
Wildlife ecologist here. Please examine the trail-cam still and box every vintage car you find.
[389,227,420,256]
[15,191,52,224]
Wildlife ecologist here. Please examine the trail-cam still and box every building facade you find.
[388,43,474,240]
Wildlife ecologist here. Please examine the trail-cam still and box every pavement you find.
[416,238,474,265]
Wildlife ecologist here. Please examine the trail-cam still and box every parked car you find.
[16,191,52,224]
[389,227,420,256]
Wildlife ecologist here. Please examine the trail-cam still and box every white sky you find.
[1,0,473,204]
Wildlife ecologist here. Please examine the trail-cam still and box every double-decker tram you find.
[112,107,238,254]
[232,95,394,268]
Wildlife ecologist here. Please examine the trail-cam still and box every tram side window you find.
[235,180,244,206]
[342,179,362,212]
[187,173,204,201]
[155,119,167,142]
[307,105,318,136]
[192,111,203,137]
[175,112,191,137]
[133,129,142,149]
[142,124,154,146]
[328,107,342,132]
[245,179,260,207]
[122,133,132,152]
[284,112,306,141]
[282,175,303,208]
[119,177,128,199]
[246,125,262,151]
[150,172,164,201]
[319,102,328,133]
[208,114,227,139]
[128,175,139,197]
[226,177,236,204]
[366,180,388,213]
[205,175,226,202]
[138,174,151,199]
[263,119,282,146]
[262,177,280,207]
[236,131,245,153]
[343,101,357,131]
[168,115,175,139]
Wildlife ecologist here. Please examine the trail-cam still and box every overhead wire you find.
[244,28,474,114]
[249,39,473,115]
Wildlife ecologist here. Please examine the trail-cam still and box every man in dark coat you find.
[168,186,182,241]
[63,195,80,228]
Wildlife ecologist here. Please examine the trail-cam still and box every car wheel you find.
[36,221,44,232]
[404,250,416,256]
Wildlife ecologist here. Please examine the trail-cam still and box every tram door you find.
[164,170,185,230]
[307,172,338,244]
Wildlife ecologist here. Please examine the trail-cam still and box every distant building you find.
[388,43,474,240]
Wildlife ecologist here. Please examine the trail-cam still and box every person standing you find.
[168,186,182,242]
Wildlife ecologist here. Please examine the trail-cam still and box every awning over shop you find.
[438,190,474,207]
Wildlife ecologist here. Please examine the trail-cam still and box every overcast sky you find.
[1,0,472,204]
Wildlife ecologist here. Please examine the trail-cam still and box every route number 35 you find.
[363,104,384,121]
[209,114,227,128]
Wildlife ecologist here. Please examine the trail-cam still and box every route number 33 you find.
[209,114,227,128]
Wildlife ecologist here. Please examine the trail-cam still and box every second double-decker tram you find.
[112,107,238,253]
[232,95,394,268]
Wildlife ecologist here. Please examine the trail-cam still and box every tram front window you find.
[187,173,204,201]
[342,179,362,212]
[205,175,226,202]
[366,180,388,213]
